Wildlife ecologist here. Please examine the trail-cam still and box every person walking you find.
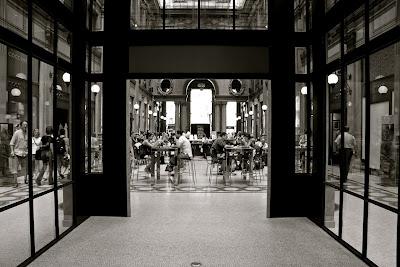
[32,128,42,180]
[334,126,356,182]
[9,121,28,187]
[36,126,54,186]
[55,129,69,179]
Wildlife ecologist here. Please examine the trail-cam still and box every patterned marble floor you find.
[130,157,268,193]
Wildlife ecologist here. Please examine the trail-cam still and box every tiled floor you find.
[28,193,368,267]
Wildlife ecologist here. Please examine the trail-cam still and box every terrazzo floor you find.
[28,193,368,267]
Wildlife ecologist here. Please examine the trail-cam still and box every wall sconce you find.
[148,109,153,115]
[249,110,254,116]
[262,104,268,111]
[62,72,71,87]
[328,73,339,85]
[11,88,21,97]
[244,113,249,118]
[91,84,100,95]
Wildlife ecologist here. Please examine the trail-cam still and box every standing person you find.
[56,129,69,179]
[32,129,42,179]
[334,126,356,182]
[91,133,99,170]
[36,126,54,186]
[9,121,28,187]
[299,130,308,171]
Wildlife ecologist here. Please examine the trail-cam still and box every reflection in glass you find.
[369,43,399,208]
[235,0,268,30]
[326,24,341,63]
[326,70,340,183]
[56,70,72,181]
[57,24,71,62]
[0,0,28,38]
[344,6,364,55]
[200,0,233,30]
[58,185,73,234]
[367,204,397,267]
[369,0,399,40]
[34,193,56,251]
[342,193,363,252]
[92,0,104,31]
[325,0,339,13]
[165,0,197,29]
[294,0,306,32]
[324,185,339,235]
[84,82,89,173]
[91,46,103,74]
[295,82,308,173]
[0,203,30,266]
[32,4,54,53]
[33,58,54,191]
[90,82,103,173]
[131,0,162,29]
[0,44,29,205]
[341,60,365,196]
[295,47,307,74]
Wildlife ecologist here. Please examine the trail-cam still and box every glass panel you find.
[325,0,339,13]
[369,0,399,40]
[56,70,71,181]
[57,24,71,62]
[294,0,306,32]
[130,0,162,29]
[200,0,232,29]
[342,60,365,196]
[90,82,103,173]
[92,0,104,31]
[165,0,198,29]
[295,82,308,173]
[342,193,363,252]
[326,24,341,63]
[369,43,399,209]
[34,192,56,251]
[33,58,55,191]
[344,6,365,55]
[0,46,28,196]
[59,0,73,10]
[91,46,103,74]
[0,203,30,266]
[235,0,268,30]
[367,203,397,267]
[84,82,89,173]
[58,185,73,234]
[32,5,54,53]
[0,0,28,38]
[326,70,341,184]
[324,185,339,235]
[295,47,307,74]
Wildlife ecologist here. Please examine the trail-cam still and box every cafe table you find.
[224,146,256,184]
[151,146,180,183]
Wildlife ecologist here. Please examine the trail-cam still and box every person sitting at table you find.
[165,131,193,180]
[211,132,227,175]
[142,132,160,174]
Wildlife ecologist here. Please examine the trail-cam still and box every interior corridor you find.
[29,193,367,267]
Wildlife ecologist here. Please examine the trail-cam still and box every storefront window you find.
[369,43,399,209]
[295,82,308,173]
[0,0,28,39]
[91,46,103,74]
[294,0,306,32]
[90,82,103,173]
[295,47,307,74]
[235,0,268,30]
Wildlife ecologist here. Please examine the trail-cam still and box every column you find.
[214,103,221,132]
[221,102,227,132]
[180,102,188,132]
[175,102,180,131]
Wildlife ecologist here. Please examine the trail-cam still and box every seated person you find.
[211,132,227,174]
[165,131,193,179]
[142,133,160,174]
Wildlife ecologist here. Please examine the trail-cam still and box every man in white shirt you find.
[334,126,356,182]
[10,121,28,187]
[165,131,193,183]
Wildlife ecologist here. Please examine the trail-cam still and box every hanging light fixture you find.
[301,86,308,95]
[328,73,339,85]
[133,103,139,110]
[262,104,268,111]
[11,88,21,97]
[378,85,388,94]
[91,84,100,94]
[249,110,254,116]
[62,72,71,83]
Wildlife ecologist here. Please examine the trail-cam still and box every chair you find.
[131,146,151,181]
[179,157,196,186]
